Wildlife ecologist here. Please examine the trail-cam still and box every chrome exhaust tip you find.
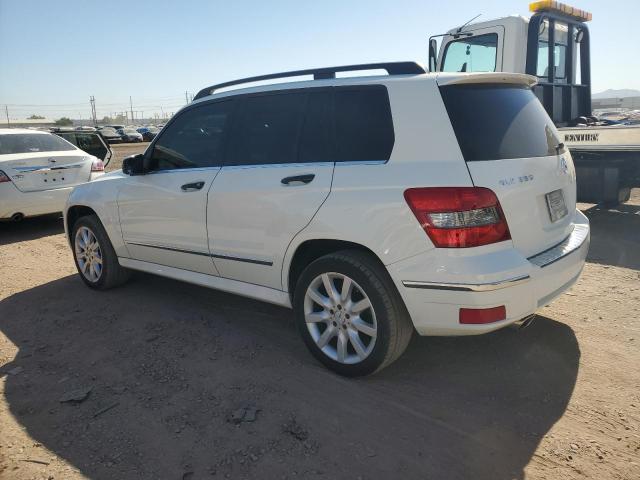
[510,314,536,330]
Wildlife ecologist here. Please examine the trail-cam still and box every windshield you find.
[439,84,561,161]
[441,33,498,72]
[0,133,76,155]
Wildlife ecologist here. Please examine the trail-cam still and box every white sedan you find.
[0,128,106,221]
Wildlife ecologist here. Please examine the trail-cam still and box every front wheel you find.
[293,250,413,376]
[72,214,130,290]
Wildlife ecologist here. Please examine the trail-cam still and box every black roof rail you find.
[193,61,426,100]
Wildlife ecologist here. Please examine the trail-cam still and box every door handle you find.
[281,174,315,186]
[181,181,205,191]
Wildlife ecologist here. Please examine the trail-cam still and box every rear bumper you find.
[0,183,73,219]
[388,209,590,336]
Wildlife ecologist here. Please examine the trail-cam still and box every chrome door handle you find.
[281,174,315,185]
[181,181,205,191]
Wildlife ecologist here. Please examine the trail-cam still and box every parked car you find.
[117,128,143,143]
[0,128,108,221]
[136,127,159,141]
[97,127,122,144]
[64,63,590,376]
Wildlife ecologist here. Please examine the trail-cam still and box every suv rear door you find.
[438,74,576,257]
[206,89,335,290]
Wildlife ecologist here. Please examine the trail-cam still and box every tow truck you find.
[429,0,640,205]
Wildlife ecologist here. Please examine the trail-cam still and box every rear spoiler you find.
[435,72,538,87]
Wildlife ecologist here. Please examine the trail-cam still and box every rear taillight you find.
[91,159,105,172]
[0,170,11,183]
[459,306,506,324]
[404,187,511,248]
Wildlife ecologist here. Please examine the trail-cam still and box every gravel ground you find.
[0,145,638,479]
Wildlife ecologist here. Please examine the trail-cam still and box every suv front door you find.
[117,100,234,275]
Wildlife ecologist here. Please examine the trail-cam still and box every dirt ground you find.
[0,143,638,479]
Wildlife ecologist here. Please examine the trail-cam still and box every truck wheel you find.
[72,214,131,290]
[293,250,413,376]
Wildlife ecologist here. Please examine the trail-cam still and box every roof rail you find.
[193,61,426,100]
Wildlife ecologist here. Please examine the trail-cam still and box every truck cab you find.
[430,1,639,206]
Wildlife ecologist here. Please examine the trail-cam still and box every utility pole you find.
[4,105,9,127]
[89,96,97,126]
[185,91,189,104]
[129,96,134,125]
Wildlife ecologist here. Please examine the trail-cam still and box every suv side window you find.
[334,86,394,162]
[148,100,234,171]
[227,92,306,166]
[298,90,332,163]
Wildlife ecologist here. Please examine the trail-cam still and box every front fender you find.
[64,172,128,257]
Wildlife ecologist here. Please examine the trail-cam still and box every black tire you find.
[293,250,413,377]
[71,214,131,290]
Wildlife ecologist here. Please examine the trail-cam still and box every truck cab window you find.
[536,20,568,82]
[441,33,498,72]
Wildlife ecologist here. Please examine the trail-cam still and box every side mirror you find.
[429,38,438,72]
[122,154,146,175]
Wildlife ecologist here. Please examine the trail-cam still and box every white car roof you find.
[0,128,51,135]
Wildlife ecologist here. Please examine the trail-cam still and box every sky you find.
[1,0,638,121]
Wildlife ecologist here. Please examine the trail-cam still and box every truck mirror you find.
[429,38,438,72]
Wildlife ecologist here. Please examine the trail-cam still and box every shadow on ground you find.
[0,214,64,246]
[583,203,640,270]
[1,273,579,479]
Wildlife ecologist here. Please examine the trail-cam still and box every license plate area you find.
[40,170,69,185]
[545,189,568,223]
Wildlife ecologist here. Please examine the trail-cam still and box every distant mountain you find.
[592,89,640,99]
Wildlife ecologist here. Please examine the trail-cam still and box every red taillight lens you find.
[459,306,506,324]
[0,170,11,183]
[91,159,105,172]
[404,187,511,248]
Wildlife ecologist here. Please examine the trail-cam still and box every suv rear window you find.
[0,133,76,155]
[439,84,560,161]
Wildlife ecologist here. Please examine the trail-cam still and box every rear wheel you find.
[72,214,130,290]
[293,250,413,376]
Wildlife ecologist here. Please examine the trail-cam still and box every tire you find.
[293,250,413,377]
[71,214,131,290]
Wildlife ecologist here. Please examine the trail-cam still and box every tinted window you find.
[228,93,306,166]
[441,34,498,73]
[148,101,233,170]
[0,133,76,155]
[440,85,560,161]
[299,91,332,163]
[334,87,394,161]
[56,132,106,158]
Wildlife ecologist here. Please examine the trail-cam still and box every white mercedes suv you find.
[64,62,590,376]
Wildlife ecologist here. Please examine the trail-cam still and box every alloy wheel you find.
[75,226,103,282]
[304,272,377,364]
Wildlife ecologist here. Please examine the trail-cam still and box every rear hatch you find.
[0,133,92,192]
[438,74,576,257]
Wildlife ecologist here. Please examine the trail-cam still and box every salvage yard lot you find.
[0,143,638,479]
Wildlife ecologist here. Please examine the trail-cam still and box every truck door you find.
[438,26,504,73]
